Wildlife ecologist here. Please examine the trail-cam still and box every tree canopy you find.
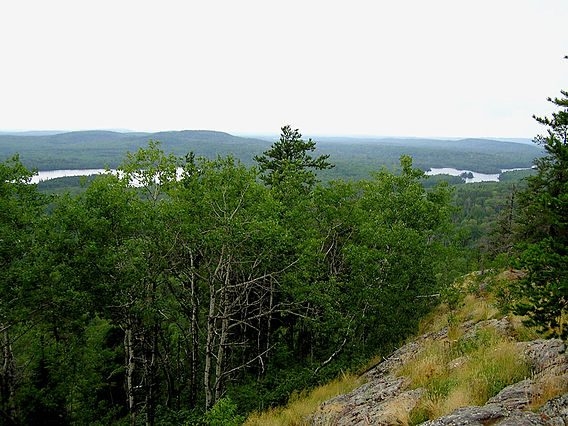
[514,82,568,338]
[254,125,334,196]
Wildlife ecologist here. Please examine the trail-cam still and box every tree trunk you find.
[214,277,230,403]
[189,269,199,407]
[144,323,158,426]
[124,322,136,426]
[0,327,15,423]
[204,279,217,410]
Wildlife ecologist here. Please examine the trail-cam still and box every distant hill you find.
[0,130,270,170]
[316,136,544,177]
[0,130,544,177]
[0,130,67,136]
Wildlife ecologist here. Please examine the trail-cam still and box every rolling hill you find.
[0,130,544,178]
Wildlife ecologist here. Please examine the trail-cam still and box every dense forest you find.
[0,130,543,178]
[1,88,566,424]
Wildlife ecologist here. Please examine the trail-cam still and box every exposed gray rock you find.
[520,339,567,376]
[309,375,418,425]
[364,341,424,379]
[422,340,567,426]
[487,378,533,410]
[420,404,510,425]
[420,403,559,426]
[493,411,549,425]
[539,392,568,425]
[460,316,514,341]
[307,324,568,426]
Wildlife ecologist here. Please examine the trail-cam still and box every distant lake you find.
[31,169,110,184]
[30,167,532,185]
[426,167,531,183]
[31,168,179,186]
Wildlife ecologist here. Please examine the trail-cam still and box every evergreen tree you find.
[515,77,568,338]
[254,125,334,195]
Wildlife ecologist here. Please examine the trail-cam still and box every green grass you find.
[243,372,365,426]
[399,325,531,423]
[243,270,558,425]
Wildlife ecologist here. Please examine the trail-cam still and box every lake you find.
[30,167,532,185]
[30,168,182,186]
[426,167,530,183]
[30,169,110,184]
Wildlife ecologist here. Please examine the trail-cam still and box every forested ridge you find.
[1,87,566,425]
[0,127,461,424]
[0,130,543,177]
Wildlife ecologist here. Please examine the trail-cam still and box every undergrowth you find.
[243,372,365,426]
[399,326,531,424]
[244,270,559,426]
[399,270,539,424]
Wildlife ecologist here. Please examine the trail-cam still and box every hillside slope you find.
[247,271,568,425]
[311,324,567,425]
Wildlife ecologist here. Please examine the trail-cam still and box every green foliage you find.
[0,130,269,170]
[448,181,528,271]
[119,139,180,202]
[515,239,568,338]
[498,168,536,183]
[0,156,50,422]
[316,137,541,181]
[254,125,334,195]
[37,175,98,195]
[0,135,466,424]
[514,83,568,339]
[204,397,245,426]
[0,130,543,181]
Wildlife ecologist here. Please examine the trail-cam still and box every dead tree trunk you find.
[124,321,136,426]
[214,268,231,403]
[143,323,158,426]
[203,276,217,410]
[0,327,16,423]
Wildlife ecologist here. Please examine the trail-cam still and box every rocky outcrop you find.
[422,388,568,425]
[310,376,423,426]
[309,318,568,426]
[540,393,568,425]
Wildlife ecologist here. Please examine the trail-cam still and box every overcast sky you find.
[1,0,567,138]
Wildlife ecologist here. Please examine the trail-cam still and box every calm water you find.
[426,167,530,183]
[30,169,110,184]
[30,167,531,185]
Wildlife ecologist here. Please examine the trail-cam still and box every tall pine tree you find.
[515,65,568,338]
[254,125,334,196]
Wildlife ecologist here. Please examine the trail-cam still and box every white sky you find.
[1,0,567,138]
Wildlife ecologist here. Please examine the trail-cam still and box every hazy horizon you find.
[1,1,567,139]
[0,127,535,143]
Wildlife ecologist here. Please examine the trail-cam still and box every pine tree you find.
[514,73,568,338]
[254,125,334,195]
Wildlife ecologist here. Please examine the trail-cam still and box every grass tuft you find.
[529,374,568,411]
[244,372,365,426]
[245,272,549,425]
[400,324,531,423]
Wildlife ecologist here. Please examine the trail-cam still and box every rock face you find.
[309,318,568,426]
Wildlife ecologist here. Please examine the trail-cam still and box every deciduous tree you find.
[0,156,47,423]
